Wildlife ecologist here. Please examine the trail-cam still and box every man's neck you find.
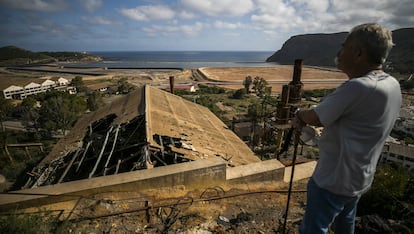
[348,64,383,79]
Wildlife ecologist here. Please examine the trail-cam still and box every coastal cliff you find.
[266,32,347,67]
[266,28,414,74]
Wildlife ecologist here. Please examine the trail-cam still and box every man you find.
[294,23,402,233]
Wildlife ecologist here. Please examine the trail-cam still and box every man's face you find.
[336,37,358,74]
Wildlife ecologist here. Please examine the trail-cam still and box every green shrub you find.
[0,211,59,234]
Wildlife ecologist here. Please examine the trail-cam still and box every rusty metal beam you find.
[104,125,120,176]
[89,125,114,178]
[76,141,92,173]
[57,147,82,184]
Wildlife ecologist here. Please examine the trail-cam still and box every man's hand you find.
[292,114,306,130]
[292,109,323,129]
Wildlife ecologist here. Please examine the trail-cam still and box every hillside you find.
[0,46,55,66]
[266,28,414,74]
[0,46,102,66]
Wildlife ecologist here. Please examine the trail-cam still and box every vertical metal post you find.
[282,129,301,234]
[169,76,175,94]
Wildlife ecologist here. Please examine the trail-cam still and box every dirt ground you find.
[58,179,309,234]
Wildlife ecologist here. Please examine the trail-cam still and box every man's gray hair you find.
[348,23,394,65]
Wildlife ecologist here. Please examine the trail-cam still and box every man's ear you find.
[354,47,365,62]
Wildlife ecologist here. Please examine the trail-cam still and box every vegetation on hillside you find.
[357,163,414,232]
[0,46,55,66]
[41,51,102,63]
[0,45,102,66]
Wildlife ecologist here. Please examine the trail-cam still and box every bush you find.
[231,88,246,99]
[358,163,414,222]
[198,84,226,94]
[304,89,335,98]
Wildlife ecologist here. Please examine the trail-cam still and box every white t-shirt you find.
[313,71,402,197]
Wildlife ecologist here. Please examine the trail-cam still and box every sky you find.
[0,0,412,52]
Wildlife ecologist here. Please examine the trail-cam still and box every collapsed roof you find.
[21,86,261,189]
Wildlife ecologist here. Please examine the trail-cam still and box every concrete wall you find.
[226,159,285,184]
[0,157,226,211]
[0,157,311,213]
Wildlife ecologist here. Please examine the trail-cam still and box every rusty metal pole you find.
[169,76,175,94]
[289,59,304,104]
[282,129,301,234]
[291,59,303,85]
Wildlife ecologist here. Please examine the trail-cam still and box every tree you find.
[252,76,268,97]
[19,96,39,129]
[39,92,86,135]
[117,78,135,94]
[70,76,86,92]
[243,76,252,93]
[0,97,14,131]
[87,91,103,111]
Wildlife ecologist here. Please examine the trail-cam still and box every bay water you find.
[72,51,277,68]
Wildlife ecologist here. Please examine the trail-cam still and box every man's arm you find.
[294,109,323,128]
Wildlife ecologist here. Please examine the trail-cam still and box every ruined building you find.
[1,85,289,213]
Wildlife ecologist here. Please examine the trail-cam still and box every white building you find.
[3,85,24,99]
[41,79,57,91]
[1,77,71,100]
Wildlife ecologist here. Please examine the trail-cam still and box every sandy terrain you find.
[199,66,348,92]
[1,65,348,94]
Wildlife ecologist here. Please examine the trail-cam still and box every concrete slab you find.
[283,161,316,183]
[227,159,285,184]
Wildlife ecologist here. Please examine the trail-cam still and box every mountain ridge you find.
[266,28,414,74]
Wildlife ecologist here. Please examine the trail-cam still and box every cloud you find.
[119,5,175,21]
[251,0,298,30]
[0,0,66,12]
[81,16,121,25]
[142,22,205,37]
[27,17,80,39]
[248,0,412,36]
[214,20,244,29]
[291,0,329,13]
[80,0,102,13]
[181,0,254,17]
[178,10,197,20]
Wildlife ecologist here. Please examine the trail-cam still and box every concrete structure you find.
[0,77,71,99]
[0,85,303,213]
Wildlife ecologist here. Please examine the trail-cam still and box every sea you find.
[69,51,277,69]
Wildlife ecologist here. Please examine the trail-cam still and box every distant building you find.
[85,82,116,93]
[1,77,71,100]
[381,142,414,170]
[394,114,414,138]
